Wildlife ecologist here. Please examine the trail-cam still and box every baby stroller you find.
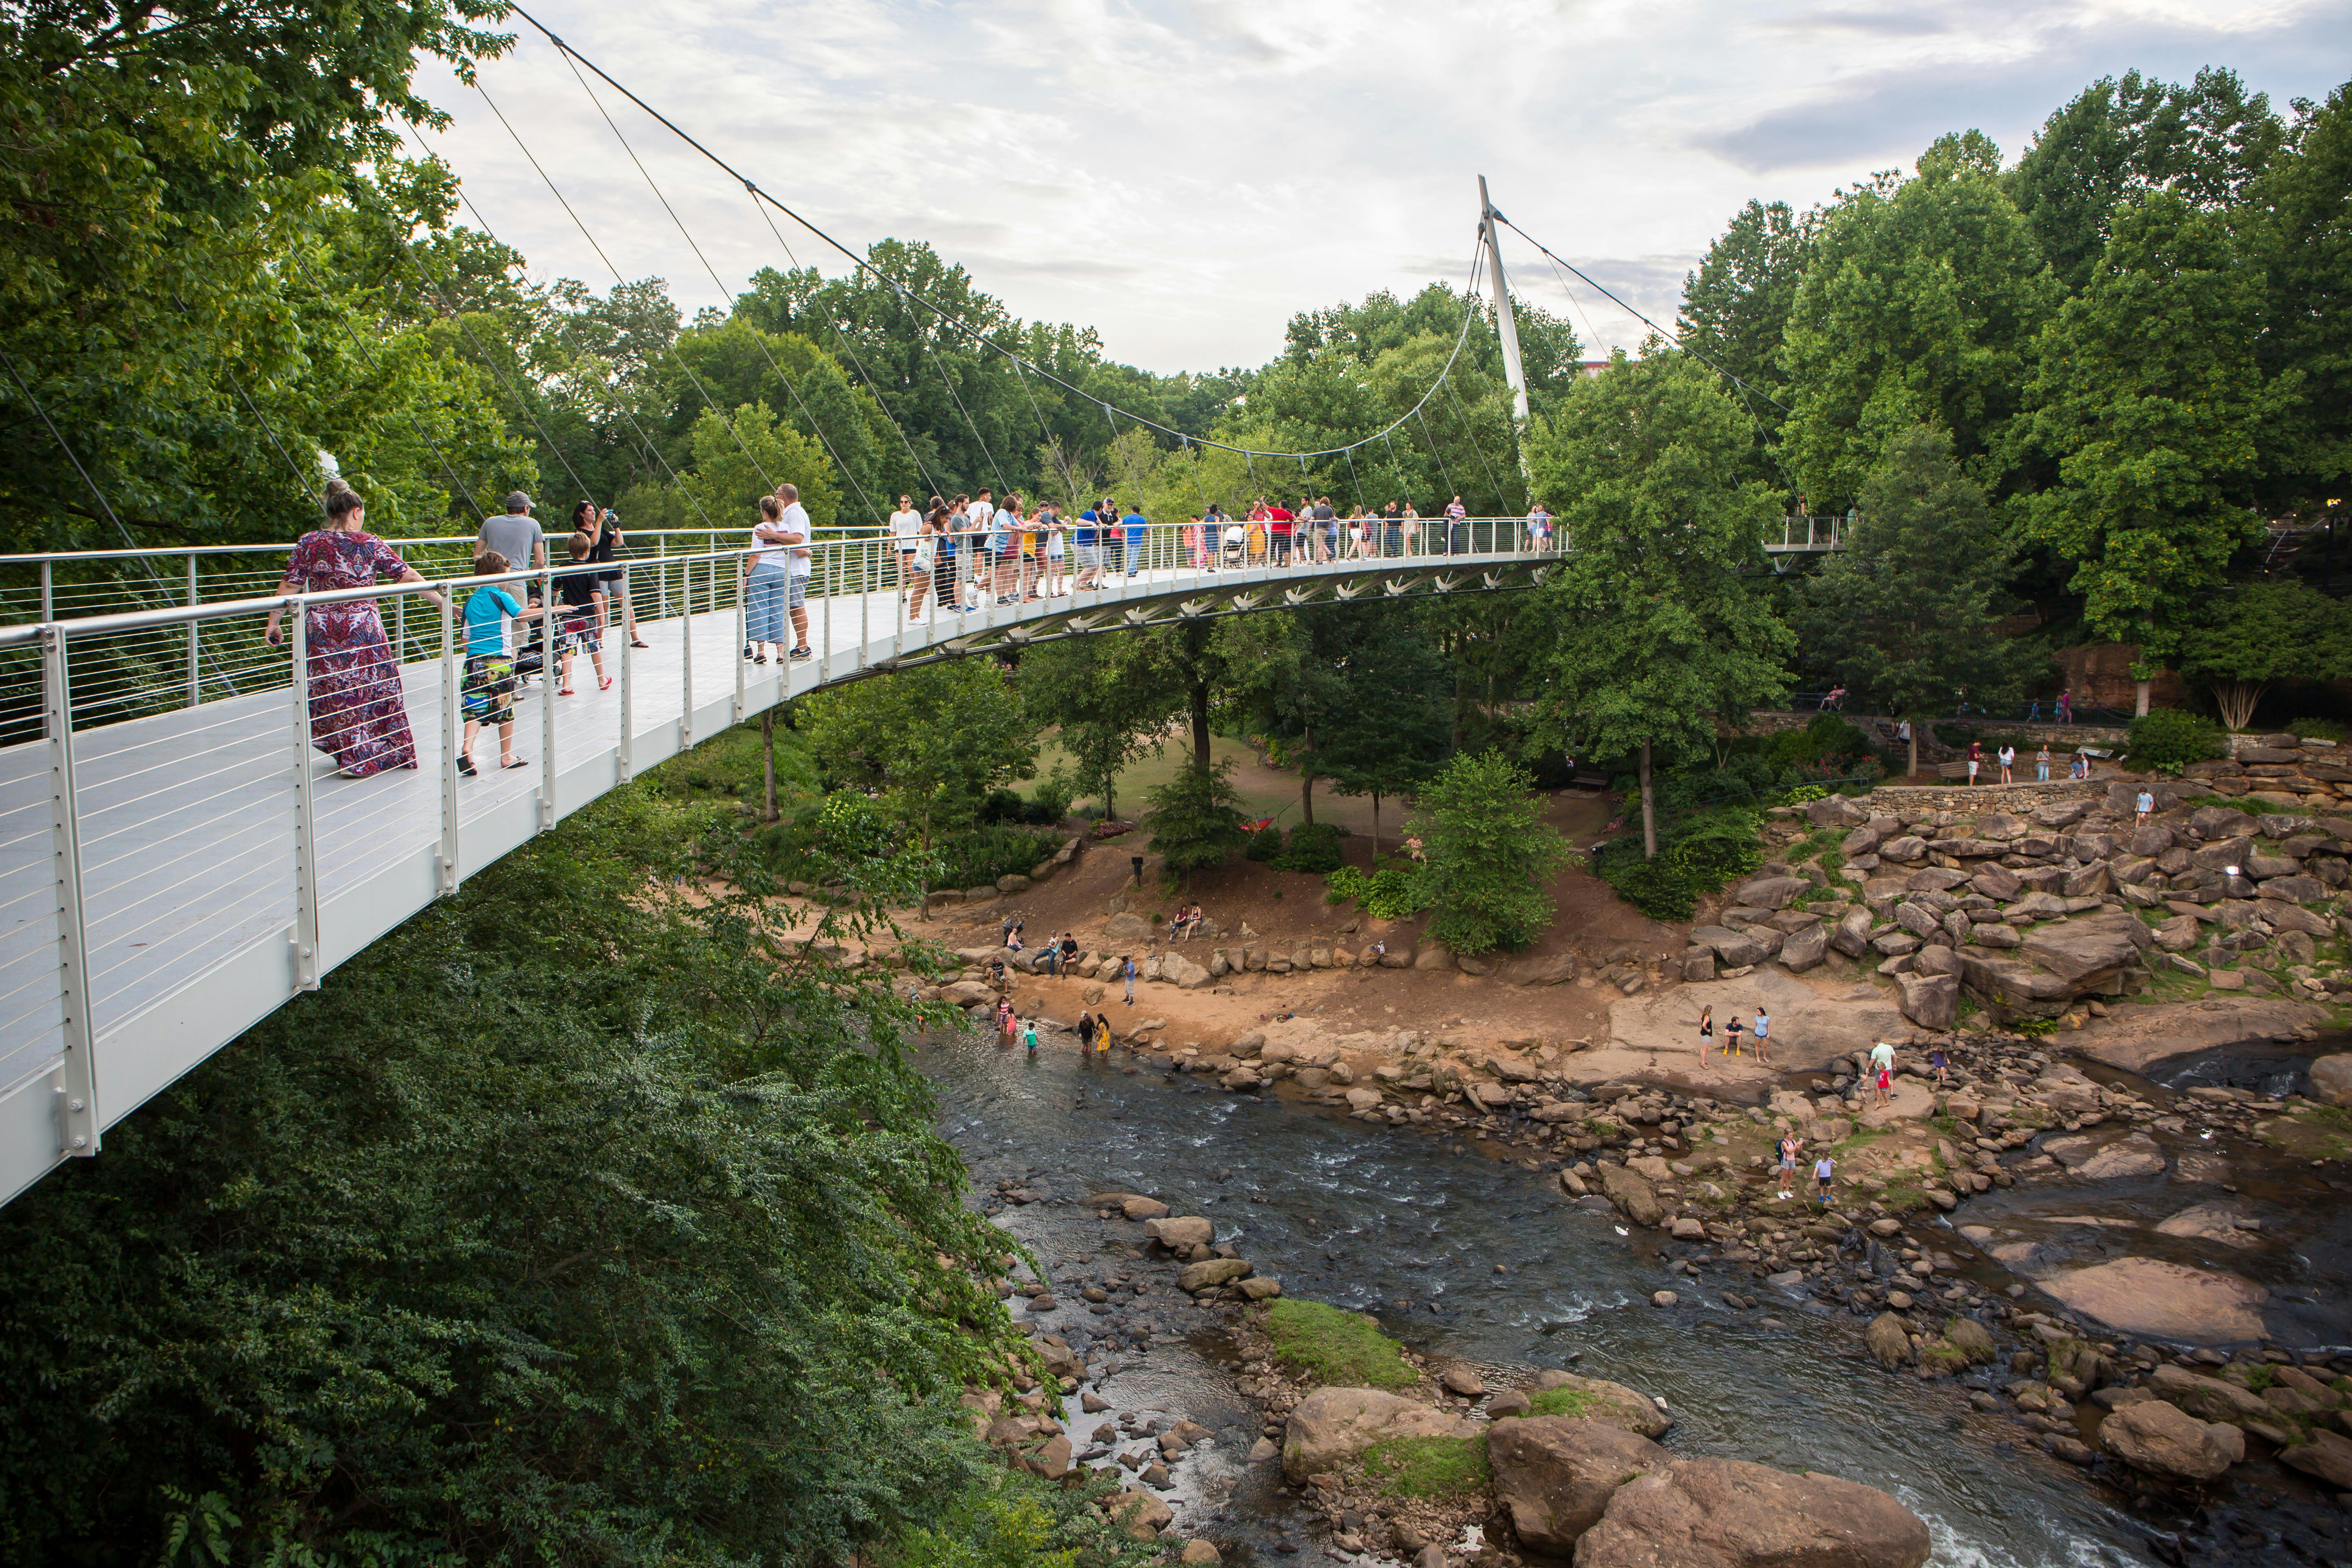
[1221,523,1247,569]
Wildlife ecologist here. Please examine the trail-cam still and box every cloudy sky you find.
[413,0,2350,375]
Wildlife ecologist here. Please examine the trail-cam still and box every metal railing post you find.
[680,557,695,749]
[617,561,635,783]
[540,564,557,830]
[658,536,670,620]
[439,591,459,894]
[185,556,200,707]
[820,544,832,684]
[734,546,747,724]
[288,601,321,993]
[40,560,52,621]
[45,625,99,1157]
[859,537,869,672]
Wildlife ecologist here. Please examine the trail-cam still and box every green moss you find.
[1527,1386,1599,1419]
[1264,1298,1418,1390]
[1918,1339,1970,1373]
[1879,1180,1929,1214]
[1356,1436,1492,1500]
[2243,1363,2279,1392]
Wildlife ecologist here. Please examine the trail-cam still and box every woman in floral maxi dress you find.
[264,481,448,777]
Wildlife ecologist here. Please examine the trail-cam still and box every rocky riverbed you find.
[913,1006,2352,1566]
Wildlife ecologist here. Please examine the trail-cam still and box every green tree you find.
[1302,610,1455,854]
[2247,82,2352,515]
[1407,751,1571,955]
[1018,633,1179,820]
[2176,581,2352,730]
[1779,132,2061,506]
[2020,191,2290,713]
[2010,68,2284,292]
[1791,424,2029,773]
[1526,349,1795,855]
[1143,757,1249,876]
[1677,199,1812,463]
[797,660,1039,902]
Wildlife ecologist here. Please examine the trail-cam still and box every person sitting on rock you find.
[1724,1015,1745,1058]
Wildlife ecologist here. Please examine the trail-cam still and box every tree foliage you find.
[1144,755,1250,875]
[1792,424,2029,770]
[1526,349,1795,854]
[2176,580,2352,729]
[1407,751,1571,955]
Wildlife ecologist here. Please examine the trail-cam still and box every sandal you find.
[558,687,576,696]
[755,654,768,665]
[457,755,476,777]
[500,756,530,770]
[599,677,613,691]
[630,639,650,649]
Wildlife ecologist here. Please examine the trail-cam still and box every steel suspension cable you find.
[497,5,1489,465]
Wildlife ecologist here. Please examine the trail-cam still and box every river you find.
[915,1029,2191,1567]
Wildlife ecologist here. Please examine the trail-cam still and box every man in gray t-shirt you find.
[478,492,548,675]
[477,492,546,575]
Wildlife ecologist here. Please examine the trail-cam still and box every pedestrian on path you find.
[2058,689,2073,724]
[265,479,448,777]
[1776,1134,1802,1200]
[1697,1005,1714,1057]
[1966,741,1982,785]
[1998,743,2016,784]
[1122,956,1137,1004]
[1121,502,1149,576]
[1868,1039,1896,1109]
[554,530,610,696]
[452,550,543,776]
[1752,1007,1770,1065]
[2036,743,2052,782]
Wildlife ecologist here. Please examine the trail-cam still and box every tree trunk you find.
[1907,719,1919,782]
[1190,677,1212,776]
[2134,678,2152,718]
[1639,740,1658,859]
[761,708,779,824]
[2214,680,2265,733]
[1301,723,1316,825]
[1370,791,1382,861]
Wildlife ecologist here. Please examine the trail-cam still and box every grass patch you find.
[1527,1386,1600,1419]
[1356,1436,1492,1501]
[2263,1103,2352,1163]
[1879,1180,1929,1214]
[1264,1298,1418,1390]
[1830,1128,1888,1160]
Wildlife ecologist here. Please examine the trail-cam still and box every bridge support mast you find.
[1479,176,1534,491]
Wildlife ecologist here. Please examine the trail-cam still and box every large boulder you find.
[1806,794,1871,828]
[1108,1489,1173,1539]
[1498,951,1579,987]
[1486,1417,1668,1557]
[2018,911,2147,984]
[1573,1457,1931,1568]
[1735,875,1809,910]
[1691,925,1768,968]
[1779,922,1829,973]
[1895,972,1958,1031]
[2312,1054,2352,1109]
[1282,1387,1477,1480]
[1831,906,1876,958]
[1597,1163,1664,1228]
[1145,1216,1214,1250]
[2146,1363,2277,1425]
[1102,912,1154,944]
[2098,1399,2245,1483]
[1528,1370,1674,1438]
[1957,952,2076,1012]
[1864,1312,1911,1369]
[1160,951,1212,989]
[1177,1257,1252,1292]
[2280,1429,2352,1490]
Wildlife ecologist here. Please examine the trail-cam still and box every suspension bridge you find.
[0,14,1845,1207]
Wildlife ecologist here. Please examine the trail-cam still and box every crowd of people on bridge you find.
[875,491,1557,620]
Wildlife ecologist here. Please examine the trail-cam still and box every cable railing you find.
[1766,514,1848,551]
[0,517,1549,1207]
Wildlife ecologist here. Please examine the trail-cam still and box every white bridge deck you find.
[0,530,1577,1205]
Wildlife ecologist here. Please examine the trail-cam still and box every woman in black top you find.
[573,502,647,648]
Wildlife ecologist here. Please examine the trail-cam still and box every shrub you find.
[2127,709,2226,773]
[1144,760,1249,874]
[1263,1299,1417,1389]
[2290,717,2349,742]
[1410,751,1573,956]
[1595,809,1765,921]
[1244,825,1284,862]
[1279,821,1346,874]
[931,824,1061,888]
[1323,864,1431,920]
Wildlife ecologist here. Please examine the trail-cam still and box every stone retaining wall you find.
[2193,734,2352,806]
[1862,780,2108,815]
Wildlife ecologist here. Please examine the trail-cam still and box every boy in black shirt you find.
[555,530,609,695]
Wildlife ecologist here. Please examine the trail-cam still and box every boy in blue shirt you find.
[459,551,546,775]
[1120,503,1148,577]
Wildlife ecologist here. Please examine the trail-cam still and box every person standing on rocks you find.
[1813,1151,1838,1206]
[2136,787,2155,827]
[1752,1007,1771,1065]
[1697,1005,1714,1057]
[1123,956,1137,1004]
[1868,1040,1896,1109]
[1776,1133,1802,1200]
[1724,1014,1745,1058]
[1929,1044,1950,1089]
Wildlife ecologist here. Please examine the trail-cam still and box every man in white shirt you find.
[967,489,994,603]
[775,482,812,659]
[887,494,922,606]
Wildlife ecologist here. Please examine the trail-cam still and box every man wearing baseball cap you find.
[477,492,549,681]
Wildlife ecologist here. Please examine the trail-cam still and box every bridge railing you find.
[0,517,1550,746]
[1766,514,1847,551]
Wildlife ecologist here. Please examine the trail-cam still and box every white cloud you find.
[411,0,2347,373]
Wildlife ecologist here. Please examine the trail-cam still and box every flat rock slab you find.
[2070,999,2330,1073]
[2042,1131,2166,1179]
[2039,1257,2268,1345]
[1606,970,1907,1072]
